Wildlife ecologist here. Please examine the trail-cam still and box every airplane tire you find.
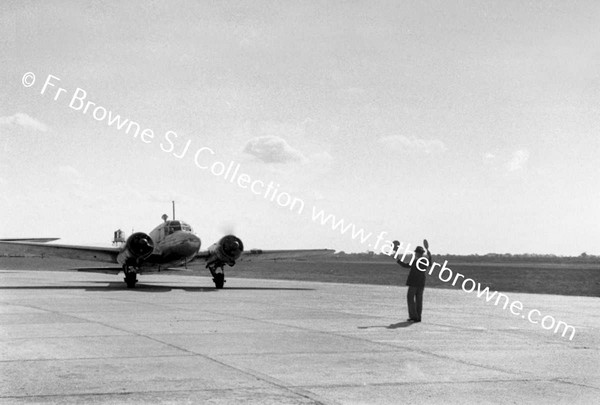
[125,273,137,288]
[213,274,225,289]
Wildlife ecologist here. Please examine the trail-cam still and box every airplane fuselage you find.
[116,220,201,270]
[147,230,201,267]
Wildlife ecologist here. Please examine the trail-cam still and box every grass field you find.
[1,256,599,297]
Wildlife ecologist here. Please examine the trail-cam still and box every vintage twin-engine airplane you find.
[0,215,333,289]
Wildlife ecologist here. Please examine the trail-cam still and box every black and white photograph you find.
[1,1,599,403]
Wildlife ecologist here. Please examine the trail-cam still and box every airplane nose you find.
[167,232,202,258]
[185,234,201,252]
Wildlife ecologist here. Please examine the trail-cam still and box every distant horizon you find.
[3,238,598,259]
[3,249,599,259]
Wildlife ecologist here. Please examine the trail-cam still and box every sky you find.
[1,0,599,255]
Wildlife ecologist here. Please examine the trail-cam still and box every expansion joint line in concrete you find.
[18,303,333,405]
[207,308,540,381]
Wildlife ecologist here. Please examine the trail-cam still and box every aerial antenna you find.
[172,200,175,220]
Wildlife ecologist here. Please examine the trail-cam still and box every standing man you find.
[393,240,431,322]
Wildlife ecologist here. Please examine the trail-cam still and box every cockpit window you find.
[165,221,180,235]
[164,220,193,235]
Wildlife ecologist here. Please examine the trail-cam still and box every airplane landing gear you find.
[213,272,225,289]
[123,265,138,288]
[208,266,226,289]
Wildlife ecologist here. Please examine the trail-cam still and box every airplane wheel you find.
[213,273,225,289]
[125,272,137,288]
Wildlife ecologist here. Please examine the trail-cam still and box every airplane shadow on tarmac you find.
[0,282,315,293]
[358,321,415,330]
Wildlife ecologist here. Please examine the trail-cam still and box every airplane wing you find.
[0,238,59,242]
[193,248,335,262]
[239,249,335,261]
[0,240,119,263]
[74,266,195,275]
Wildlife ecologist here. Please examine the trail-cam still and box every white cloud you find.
[378,135,446,154]
[506,149,530,172]
[309,151,333,165]
[482,152,496,166]
[0,113,48,132]
[243,136,307,164]
[58,165,82,179]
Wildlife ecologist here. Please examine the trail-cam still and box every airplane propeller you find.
[221,235,244,258]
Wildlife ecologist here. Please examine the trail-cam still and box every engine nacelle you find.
[206,235,244,270]
[116,232,154,266]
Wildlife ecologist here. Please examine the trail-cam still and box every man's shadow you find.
[386,321,414,329]
[358,321,414,330]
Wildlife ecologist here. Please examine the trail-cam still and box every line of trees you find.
[332,251,600,263]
